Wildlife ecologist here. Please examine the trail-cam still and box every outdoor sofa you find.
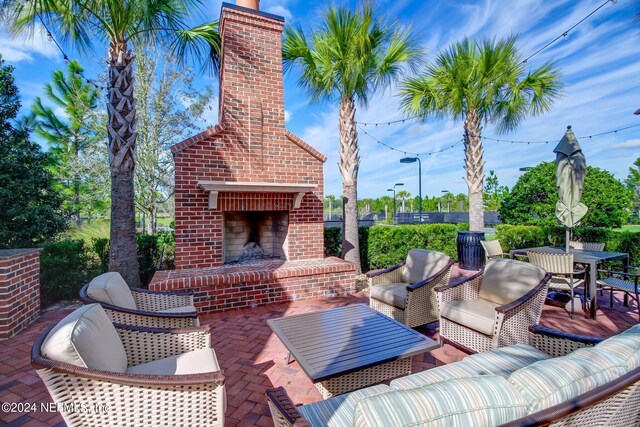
[80,271,199,327]
[32,304,225,426]
[266,324,640,426]
[366,249,454,327]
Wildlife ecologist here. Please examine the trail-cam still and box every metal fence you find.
[396,211,500,225]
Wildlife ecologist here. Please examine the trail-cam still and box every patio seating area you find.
[1,266,638,427]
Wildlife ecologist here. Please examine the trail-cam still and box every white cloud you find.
[284,110,292,122]
[0,26,60,63]
[264,4,293,21]
[611,139,640,150]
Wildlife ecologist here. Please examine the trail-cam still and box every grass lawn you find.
[156,216,173,227]
[613,225,640,233]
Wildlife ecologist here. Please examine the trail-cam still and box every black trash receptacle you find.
[457,231,485,271]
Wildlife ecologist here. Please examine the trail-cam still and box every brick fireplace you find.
[150,1,355,312]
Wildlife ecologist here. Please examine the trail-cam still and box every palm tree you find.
[325,195,336,220]
[400,36,562,231]
[4,0,220,286]
[396,190,411,213]
[29,60,100,224]
[283,3,421,272]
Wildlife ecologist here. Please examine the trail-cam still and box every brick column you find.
[0,249,42,340]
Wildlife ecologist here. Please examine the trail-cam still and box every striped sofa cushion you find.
[508,347,627,413]
[596,324,640,370]
[298,384,391,427]
[353,376,527,427]
[390,360,484,390]
[464,344,551,377]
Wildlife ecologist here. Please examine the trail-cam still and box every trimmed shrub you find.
[40,240,100,307]
[323,227,371,271]
[366,224,464,269]
[137,234,162,286]
[92,238,109,273]
[324,227,341,257]
[494,225,546,251]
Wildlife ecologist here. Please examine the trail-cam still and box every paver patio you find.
[1,267,638,426]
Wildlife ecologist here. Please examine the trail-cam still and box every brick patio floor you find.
[1,268,638,426]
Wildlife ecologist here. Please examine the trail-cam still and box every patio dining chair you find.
[80,271,199,327]
[526,251,585,318]
[480,239,508,261]
[32,304,225,427]
[366,249,454,327]
[569,240,606,251]
[597,267,640,322]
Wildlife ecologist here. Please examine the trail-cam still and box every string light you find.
[356,0,616,127]
[25,0,107,92]
[482,123,640,145]
[358,125,462,157]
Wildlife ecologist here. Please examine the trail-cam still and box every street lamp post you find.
[400,157,422,223]
[387,183,404,224]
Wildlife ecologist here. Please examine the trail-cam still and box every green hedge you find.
[40,240,101,307]
[495,225,640,263]
[323,227,371,271]
[324,223,469,271]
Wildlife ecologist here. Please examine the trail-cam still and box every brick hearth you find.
[150,258,356,313]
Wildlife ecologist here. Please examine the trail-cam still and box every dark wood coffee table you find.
[267,304,439,398]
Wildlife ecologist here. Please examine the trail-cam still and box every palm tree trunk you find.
[464,109,485,232]
[107,40,141,287]
[338,96,361,273]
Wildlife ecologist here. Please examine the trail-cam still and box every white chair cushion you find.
[401,249,451,284]
[157,305,198,314]
[86,272,137,310]
[41,304,127,373]
[126,348,220,375]
[369,283,407,309]
[479,258,547,306]
[508,347,627,413]
[440,299,499,335]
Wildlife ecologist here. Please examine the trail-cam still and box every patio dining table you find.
[509,246,629,319]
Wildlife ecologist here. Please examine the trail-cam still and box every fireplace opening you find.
[223,211,289,264]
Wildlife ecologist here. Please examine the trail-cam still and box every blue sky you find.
[2,0,639,200]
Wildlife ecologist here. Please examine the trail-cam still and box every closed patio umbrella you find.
[554,126,588,252]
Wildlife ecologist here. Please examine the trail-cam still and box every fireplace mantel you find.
[197,181,316,210]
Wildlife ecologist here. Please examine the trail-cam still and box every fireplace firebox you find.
[223,211,288,263]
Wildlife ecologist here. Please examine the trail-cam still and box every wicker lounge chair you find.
[480,239,508,261]
[80,271,199,327]
[366,249,454,327]
[435,258,551,353]
[526,251,585,318]
[32,304,225,427]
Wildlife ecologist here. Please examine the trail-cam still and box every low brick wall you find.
[150,257,356,313]
[0,249,42,340]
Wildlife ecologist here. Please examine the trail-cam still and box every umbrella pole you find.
[566,228,570,253]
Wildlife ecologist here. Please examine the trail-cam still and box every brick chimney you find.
[235,0,259,9]
[218,2,285,148]
[170,2,328,269]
